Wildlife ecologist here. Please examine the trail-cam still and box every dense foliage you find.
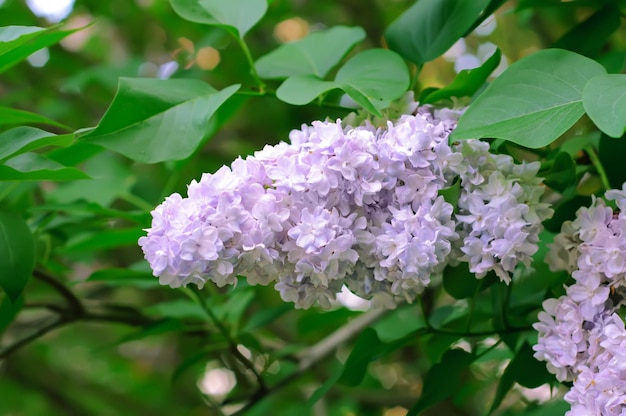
[1,0,626,415]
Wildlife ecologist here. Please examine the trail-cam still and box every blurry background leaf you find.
[0,211,34,302]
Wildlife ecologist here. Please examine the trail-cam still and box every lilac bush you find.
[139,105,552,309]
[535,188,626,415]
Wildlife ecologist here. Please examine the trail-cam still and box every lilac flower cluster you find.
[535,187,626,415]
[139,106,551,309]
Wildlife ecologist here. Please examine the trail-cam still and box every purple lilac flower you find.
[535,190,626,415]
[139,105,550,309]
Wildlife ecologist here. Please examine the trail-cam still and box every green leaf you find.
[47,152,136,207]
[437,178,461,208]
[599,133,626,188]
[443,263,497,300]
[422,48,501,104]
[552,3,620,58]
[146,299,208,320]
[241,303,292,333]
[0,211,35,302]
[86,268,159,289]
[0,107,71,130]
[119,319,185,344]
[451,49,607,148]
[583,74,626,138]
[0,127,74,163]
[63,228,145,252]
[517,0,608,10]
[0,294,23,334]
[407,349,475,415]
[277,49,409,116]
[540,152,577,192]
[0,153,88,181]
[385,0,492,64]
[489,343,553,414]
[0,25,81,74]
[169,0,267,38]
[80,79,239,163]
[254,26,365,79]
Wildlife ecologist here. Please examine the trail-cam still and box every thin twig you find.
[33,269,84,314]
[0,317,67,359]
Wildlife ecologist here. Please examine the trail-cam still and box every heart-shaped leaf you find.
[81,78,239,163]
[0,211,35,302]
[255,26,365,79]
[170,0,267,38]
[451,49,607,148]
[385,0,492,64]
[277,49,409,116]
[583,74,626,138]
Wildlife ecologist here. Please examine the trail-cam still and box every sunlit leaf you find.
[452,49,607,148]
[170,0,267,38]
[80,78,239,163]
[583,74,626,138]
[0,211,35,302]
[385,0,491,64]
[255,26,365,79]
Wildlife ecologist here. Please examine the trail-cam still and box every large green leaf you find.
[0,153,88,181]
[583,74,626,138]
[254,26,365,79]
[407,349,476,415]
[451,49,607,148]
[0,25,81,74]
[80,78,239,163]
[169,0,267,38]
[385,0,492,64]
[422,48,501,104]
[277,49,409,116]
[0,211,35,302]
[0,127,74,163]
[0,294,23,335]
[0,107,71,130]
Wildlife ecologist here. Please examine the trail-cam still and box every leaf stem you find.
[235,37,265,92]
[585,145,612,191]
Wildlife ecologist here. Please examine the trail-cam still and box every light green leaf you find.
[0,127,74,163]
[255,26,365,79]
[583,74,626,138]
[422,48,501,104]
[451,49,607,148]
[0,153,89,181]
[86,268,160,289]
[0,211,35,302]
[169,0,267,38]
[80,78,239,163]
[0,107,71,130]
[385,0,492,64]
[63,228,145,252]
[277,49,409,116]
[0,25,82,74]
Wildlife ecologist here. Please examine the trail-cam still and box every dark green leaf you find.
[552,3,620,58]
[422,48,501,104]
[0,25,82,74]
[0,294,23,334]
[516,0,608,10]
[540,152,576,192]
[0,127,74,163]
[169,0,267,38]
[443,263,498,300]
[241,303,292,333]
[63,228,145,252]
[119,319,186,344]
[0,211,35,302]
[407,349,475,415]
[0,107,71,130]
[385,0,492,64]
[255,26,365,79]
[0,153,89,181]
[599,132,626,188]
[451,49,607,148]
[583,74,626,138]
[81,79,239,163]
[489,343,553,414]
[146,300,208,320]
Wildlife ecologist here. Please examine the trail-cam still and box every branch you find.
[0,317,67,360]
[33,269,84,314]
